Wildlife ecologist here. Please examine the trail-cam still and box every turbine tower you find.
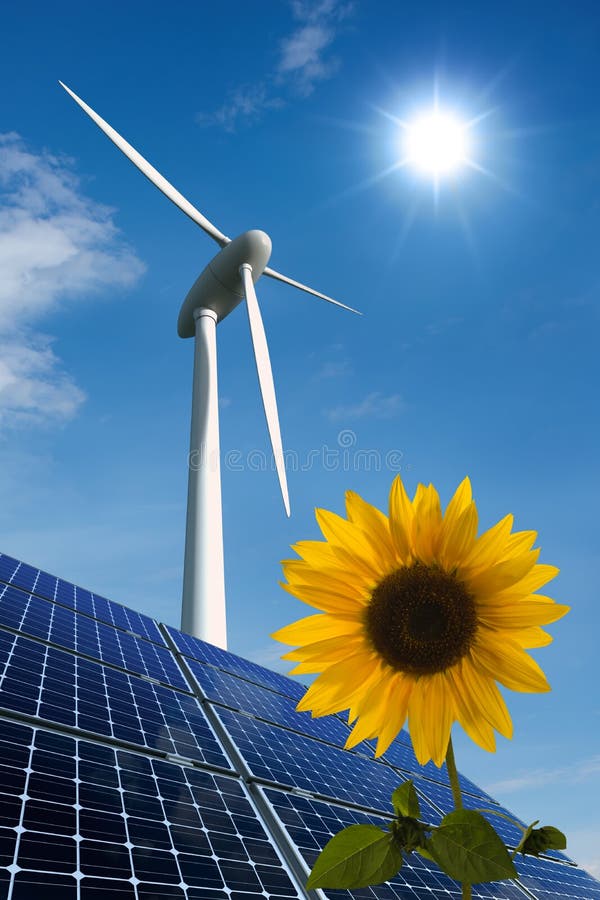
[61,83,359,650]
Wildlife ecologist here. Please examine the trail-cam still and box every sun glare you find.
[404,111,469,175]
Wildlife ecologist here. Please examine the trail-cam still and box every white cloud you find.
[315,359,352,379]
[486,755,600,794]
[0,337,84,426]
[199,1,353,130]
[326,391,405,421]
[197,85,284,132]
[278,24,338,95]
[0,133,144,428]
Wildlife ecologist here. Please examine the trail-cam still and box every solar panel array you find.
[0,550,597,900]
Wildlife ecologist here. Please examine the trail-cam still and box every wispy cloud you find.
[198,1,354,131]
[0,133,144,427]
[325,391,405,422]
[487,755,600,794]
[315,359,352,379]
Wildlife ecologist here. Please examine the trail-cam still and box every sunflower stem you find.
[446,736,472,900]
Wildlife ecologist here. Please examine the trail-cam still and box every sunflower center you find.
[365,563,477,676]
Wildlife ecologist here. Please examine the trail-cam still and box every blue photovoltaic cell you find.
[0,583,188,691]
[0,629,231,770]
[213,706,440,822]
[188,659,353,746]
[167,626,305,700]
[381,728,496,802]
[261,786,529,900]
[0,720,300,899]
[515,854,600,899]
[0,553,165,647]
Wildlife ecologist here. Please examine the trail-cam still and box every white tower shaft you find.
[181,308,227,648]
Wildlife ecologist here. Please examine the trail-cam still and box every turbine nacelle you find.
[178,230,272,336]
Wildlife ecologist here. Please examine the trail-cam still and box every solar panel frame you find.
[0,553,165,647]
[0,720,304,900]
[0,629,231,771]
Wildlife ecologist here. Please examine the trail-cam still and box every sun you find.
[404,111,469,175]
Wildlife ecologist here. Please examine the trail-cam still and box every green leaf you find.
[539,827,567,851]
[392,781,421,819]
[516,822,567,857]
[428,810,518,884]
[416,841,436,863]
[306,824,404,890]
[513,821,539,858]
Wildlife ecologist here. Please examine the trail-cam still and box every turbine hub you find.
[178,230,272,337]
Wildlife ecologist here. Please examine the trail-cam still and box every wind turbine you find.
[60,82,359,650]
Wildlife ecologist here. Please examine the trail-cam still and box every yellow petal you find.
[467,549,540,597]
[279,581,366,614]
[471,631,551,693]
[510,564,560,595]
[438,502,478,570]
[388,475,414,561]
[271,613,363,646]
[477,600,570,630]
[500,530,538,559]
[296,652,381,715]
[282,560,369,598]
[344,672,402,749]
[461,514,514,573]
[460,658,513,739]
[443,477,473,527]
[290,541,374,583]
[513,626,553,648]
[411,483,443,564]
[315,508,380,573]
[408,673,454,766]
[448,660,497,753]
[283,633,364,665]
[374,675,414,757]
[345,491,397,564]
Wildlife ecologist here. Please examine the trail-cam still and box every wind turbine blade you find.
[263,265,361,315]
[59,81,230,248]
[240,264,291,517]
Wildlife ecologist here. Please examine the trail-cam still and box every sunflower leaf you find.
[306,824,404,890]
[416,842,436,863]
[428,810,518,883]
[516,823,567,857]
[392,781,421,819]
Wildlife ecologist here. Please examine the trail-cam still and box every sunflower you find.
[272,477,569,767]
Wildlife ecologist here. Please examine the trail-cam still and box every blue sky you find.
[1,0,599,878]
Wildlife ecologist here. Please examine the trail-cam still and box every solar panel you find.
[0,549,597,900]
[188,658,353,746]
[166,626,305,700]
[380,729,496,802]
[0,630,231,770]
[0,720,301,899]
[513,854,600,899]
[212,706,443,823]
[259,786,530,899]
[0,584,188,691]
[0,553,164,646]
